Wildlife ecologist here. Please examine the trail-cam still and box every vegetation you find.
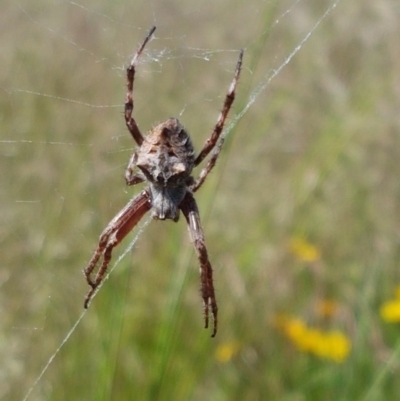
[2,0,400,400]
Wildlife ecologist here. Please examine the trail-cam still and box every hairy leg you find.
[83,189,151,308]
[180,192,218,337]
[194,50,243,168]
[125,26,156,145]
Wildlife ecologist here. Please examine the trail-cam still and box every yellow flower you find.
[283,317,307,341]
[275,315,351,362]
[290,238,321,262]
[324,331,351,363]
[215,342,241,363]
[297,328,324,353]
[380,299,400,323]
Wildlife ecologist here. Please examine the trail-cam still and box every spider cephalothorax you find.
[83,26,243,337]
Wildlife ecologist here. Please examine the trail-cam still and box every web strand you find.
[21,217,151,401]
[223,0,341,141]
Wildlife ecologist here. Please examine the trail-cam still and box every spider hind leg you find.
[180,192,218,337]
[83,190,151,308]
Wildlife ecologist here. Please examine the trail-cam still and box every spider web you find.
[1,0,343,399]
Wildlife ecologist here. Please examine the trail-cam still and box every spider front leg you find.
[191,50,243,193]
[83,189,151,308]
[193,50,243,170]
[180,192,218,337]
[125,152,146,186]
[125,26,156,146]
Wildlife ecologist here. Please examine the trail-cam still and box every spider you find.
[83,26,243,337]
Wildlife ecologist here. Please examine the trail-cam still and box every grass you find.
[2,0,400,400]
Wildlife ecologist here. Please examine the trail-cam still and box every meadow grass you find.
[2,0,400,400]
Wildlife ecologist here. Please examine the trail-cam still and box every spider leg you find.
[125,172,145,186]
[125,157,146,186]
[190,138,224,193]
[83,189,151,308]
[194,50,243,168]
[125,26,156,146]
[180,192,218,337]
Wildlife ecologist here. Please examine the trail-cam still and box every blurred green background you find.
[2,0,400,400]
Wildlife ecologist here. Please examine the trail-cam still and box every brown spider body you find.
[83,26,243,337]
[129,118,195,222]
